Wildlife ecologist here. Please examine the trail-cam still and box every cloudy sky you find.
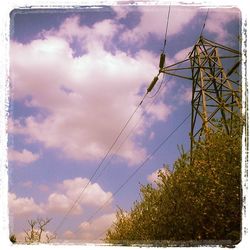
[8,4,240,243]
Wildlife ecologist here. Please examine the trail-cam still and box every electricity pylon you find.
[159,36,242,157]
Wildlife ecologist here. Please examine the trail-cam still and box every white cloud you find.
[46,192,82,215]
[42,177,113,215]
[113,6,130,20]
[174,85,192,105]
[9,177,113,218]
[40,16,122,55]
[77,213,116,242]
[8,193,43,217]
[147,170,159,183]
[10,15,171,166]
[173,46,193,63]
[204,8,240,42]
[119,6,199,46]
[58,177,113,207]
[8,148,40,165]
[9,8,240,167]
[147,167,171,183]
[117,6,240,53]
[146,101,173,122]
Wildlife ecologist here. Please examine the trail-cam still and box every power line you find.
[96,76,168,179]
[91,6,211,243]
[53,40,167,236]
[54,3,176,238]
[200,8,209,37]
[162,3,172,53]
[75,113,191,238]
[53,93,148,236]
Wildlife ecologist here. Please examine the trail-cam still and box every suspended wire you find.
[72,78,168,238]
[54,2,175,238]
[89,8,212,240]
[89,10,173,181]
[74,112,191,237]
[96,77,167,179]
[95,115,143,179]
[162,3,172,53]
[200,8,209,37]
[53,93,148,236]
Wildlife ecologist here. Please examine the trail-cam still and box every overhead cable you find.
[162,3,172,53]
[75,112,191,237]
[53,3,174,237]
[96,76,168,179]
[53,93,147,236]
[200,8,209,37]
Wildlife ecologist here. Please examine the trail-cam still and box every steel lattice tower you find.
[159,36,242,157]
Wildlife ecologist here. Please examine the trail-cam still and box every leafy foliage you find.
[105,119,242,245]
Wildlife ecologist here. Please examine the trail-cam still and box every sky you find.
[7,4,241,244]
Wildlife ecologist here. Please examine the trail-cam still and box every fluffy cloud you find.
[46,192,82,215]
[9,7,240,167]
[113,6,130,20]
[46,177,113,215]
[10,15,171,166]
[9,192,43,217]
[42,16,121,52]
[147,166,171,183]
[118,6,240,49]
[204,8,240,42]
[66,213,116,242]
[172,46,193,63]
[79,213,116,242]
[59,177,113,207]
[119,6,199,45]
[8,148,40,165]
[9,177,113,217]
[9,177,114,243]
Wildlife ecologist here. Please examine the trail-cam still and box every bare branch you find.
[45,233,56,243]
[24,218,53,244]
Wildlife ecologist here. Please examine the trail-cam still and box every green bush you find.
[105,119,242,246]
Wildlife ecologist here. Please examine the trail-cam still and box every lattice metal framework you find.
[160,36,241,155]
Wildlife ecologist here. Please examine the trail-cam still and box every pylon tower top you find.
[159,36,242,155]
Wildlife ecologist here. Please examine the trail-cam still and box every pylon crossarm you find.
[162,57,190,69]
[160,57,194,80]
[160,71,193,80]
[202,37,241,55]
[165,67,196,71]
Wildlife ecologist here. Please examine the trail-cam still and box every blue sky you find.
[8,5,241,243]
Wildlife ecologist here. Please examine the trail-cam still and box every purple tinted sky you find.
[8,5,241,243]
